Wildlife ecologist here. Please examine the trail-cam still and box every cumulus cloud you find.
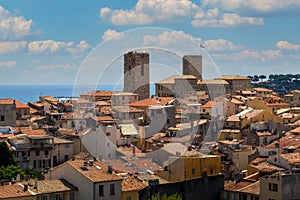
[66,40,92,55]
[204,39,243,52]
[276,40,300,51]
[202,0,300,14]
[102,29,125,41]
[100,0,197,25]
[0,41,27,54]
[28,40,91,55]
[0,6,34,40]
[192,12,263,28]
[0,61,17,68]
[37,64,73,71]
[28,40,73,53]
[143,31,202,46]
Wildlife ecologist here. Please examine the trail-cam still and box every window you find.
[64,155,69,161]
[15,152,19,157]
[192,168,196,175]
[36,151,40,156]
[99,185,104,196]
[22,151,26,157]
[69,192,75,200]
[141,64,144,76]
[45,150,49,156]
[28,151,30,157]
[0,115,4,121]
[34,160,36,168]
[106,132,111,137]
[110,184,115,195]
[126,197,132,200]
[41,195,48,200]
[156,109,162,114]
[269,183,278,192]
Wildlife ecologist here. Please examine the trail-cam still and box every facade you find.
[0,98,16,126]
[260,171,300,200]
[111,92,139,106]
[216,75,251,94]
[47,159,123,200]
[124,51,150,100]
[9,134,73,170]
[9,134,55,170]
[158,153,221,182]
[15,100,30,120]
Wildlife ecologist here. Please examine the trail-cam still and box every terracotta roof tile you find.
[128,97,173,107]
[67,160,123,183]
[15,100,30,109]
[0,184,33,198]
[0,98,14,105]
[119,174,147,192]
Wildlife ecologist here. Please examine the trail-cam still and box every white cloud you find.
[0,6,34,40]
[66,40,91,55]
[0,61,17,68]
[143,31,202,46]
[204,39,243,52]
[192,12,263,28]
[100,0,197,25]
[276,40,300,51]
[0,41,27,54]
[202,0,300,14]
[37,64,73,71]
[102,29,125,41]
[28,40,91,55]
[28,40,73,53]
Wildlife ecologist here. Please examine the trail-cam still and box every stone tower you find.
[182,55,202,80]
[124,51,150,100]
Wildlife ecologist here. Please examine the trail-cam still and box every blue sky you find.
[0,0,300,85]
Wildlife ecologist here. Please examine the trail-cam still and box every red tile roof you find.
[0,98,14,105]
[15,100,30,109]
[0,184,33,199]
[128,97,173,107]
[201,101,217,108]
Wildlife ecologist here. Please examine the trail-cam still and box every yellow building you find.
[247,98,289,113]
[218,129,242,141]
[158,151,221,182]
[225,109,283,130]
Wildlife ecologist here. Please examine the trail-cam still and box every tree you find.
[259,75,267,82]
[0,142,16,167]
[151,193,182,200]
[252,75,259,82]
[0,165,26,180]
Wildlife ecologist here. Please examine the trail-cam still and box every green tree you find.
[0,165,26,180]
[0,142,16,166]
[151,193,183,200]
[259,75,267,82]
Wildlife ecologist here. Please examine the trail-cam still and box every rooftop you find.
[128,97,173,107]
[0,184,32,199]
[218,75,251,80]
[65,159,123,183]
[0,98,14,105]
[29,179,77,194]
[15,100,30,109]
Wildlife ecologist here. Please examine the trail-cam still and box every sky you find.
[0,0,300,85]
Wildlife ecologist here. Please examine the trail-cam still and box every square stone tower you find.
[183,55,202,80]
[124,51,150,100]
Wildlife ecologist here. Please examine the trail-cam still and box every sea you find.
[0,84,155,103]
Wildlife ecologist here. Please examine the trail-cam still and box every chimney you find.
[34,179,38,189]
[16,174,21,182]
[23,184,28,192]
[132,145,136,157]
[108,165,113,174]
